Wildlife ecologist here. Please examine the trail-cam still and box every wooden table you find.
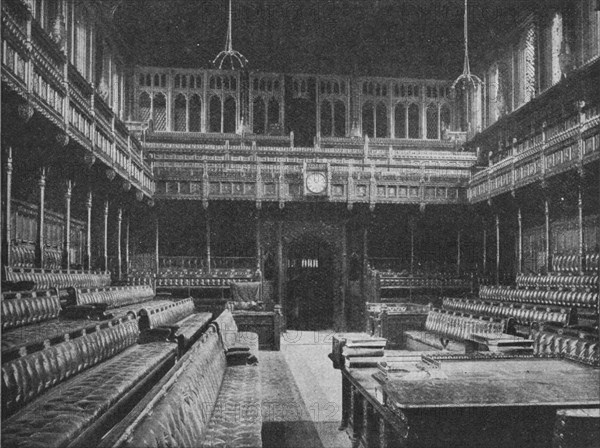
[340,355,600,448]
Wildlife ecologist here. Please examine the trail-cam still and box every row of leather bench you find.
[403,308,506,351]
[99,309,261,448]
[2,290,222,446]
[442,297,574,327]
[2,314,178,448]
[516,273,598,289]
[532,328,599,367]
[3,307,260,448]
[552,252,599,274]
[479,285,598,308]
[4,266,112,290]
[73,285,155,308]
[1,286,202,361]
[9,245,63,270]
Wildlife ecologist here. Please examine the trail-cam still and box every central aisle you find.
[259,330,352,448]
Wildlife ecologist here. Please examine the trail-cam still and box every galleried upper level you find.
[132,66,457,146]
[464,0,600,203]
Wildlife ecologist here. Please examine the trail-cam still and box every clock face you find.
[306,172,327,194]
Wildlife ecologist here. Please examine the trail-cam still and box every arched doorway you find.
[285,236,334,330]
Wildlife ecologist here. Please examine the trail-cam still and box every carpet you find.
[259,351,325,448]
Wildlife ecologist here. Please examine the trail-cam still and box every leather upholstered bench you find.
[0,289,174,361]
[99,323,262,448]
[2,289,62,330]
[74,285,155,309]
[4,267,111,290]
[213,309,260,356]
[2,315,177,448]
[404,308,505,352]
[138,298,213,353]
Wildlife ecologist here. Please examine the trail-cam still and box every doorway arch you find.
[285,235,334,330]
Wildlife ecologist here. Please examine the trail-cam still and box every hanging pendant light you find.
[452,0,482,135]
[212,0,248,70]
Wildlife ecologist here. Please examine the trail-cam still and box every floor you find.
[259,330,352,448]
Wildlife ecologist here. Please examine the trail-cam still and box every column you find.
[117,207,122,281]
[410,223,415,275]
[103,200,109,272]
[63,180,72,272]
[339,223,348,331]
[35,167,47,269]
[495,214,500,285]
[544,197,551,273]
[220,97,224,133]
[205,211,211,272]
[420,103,427,139]
[578,182,584,273]
[2,147,13,267]
[483,228,487,278]
[86,190,92,270]
[363,224,368,273]
[456,230,461,276]
[155,216,159,276]
[277,220,284,312]
[125,214,130,278]
[517,207,523,274]
[255,211,261,271]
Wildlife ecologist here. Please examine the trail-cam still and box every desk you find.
[340,355,600,448]
[232,309,282,350]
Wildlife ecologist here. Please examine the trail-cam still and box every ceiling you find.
[114,0,542,80]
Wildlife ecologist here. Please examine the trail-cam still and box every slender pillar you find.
[363,224,368,273]
[277,220,284,309]
[410,225,415,275]
[255,211,261,271]
[125,214,130,278]
[340,223,348,331]
[103,200,109,272]
[544,198,551,273]
[63,180,72,272]
[206,212,211,272]
[456,230,461,276]
[117,207,122,280]
[517,207,523,274]
[35,167,47,269]
[86,190,92,270]
[578,183,584,273]
[155,216,159,276]
[495,214,500,285]
[2,147,13,268]
[483,228,487,278]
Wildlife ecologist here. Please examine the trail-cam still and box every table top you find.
[380,357,600,409]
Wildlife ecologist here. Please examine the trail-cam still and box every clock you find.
[305,172,327,194]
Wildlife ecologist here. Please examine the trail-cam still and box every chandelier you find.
[212,0,248,70]
[452,0,482,134]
